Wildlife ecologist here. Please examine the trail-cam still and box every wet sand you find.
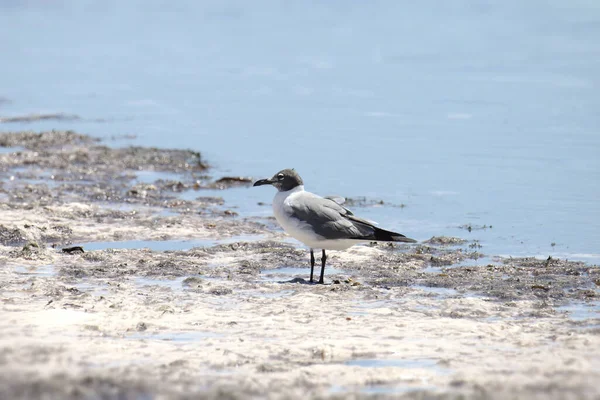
[1,131,599,399]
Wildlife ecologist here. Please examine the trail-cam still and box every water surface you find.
[1,0,599,262]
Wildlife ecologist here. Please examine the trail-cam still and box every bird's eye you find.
[277,174,284,180]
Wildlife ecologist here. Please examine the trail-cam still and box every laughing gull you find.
[254,169,416,284]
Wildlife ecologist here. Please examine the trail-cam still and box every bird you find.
[253,168,417,284]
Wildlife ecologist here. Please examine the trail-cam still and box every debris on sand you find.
[0,130,599,400]
[424,236,468,245]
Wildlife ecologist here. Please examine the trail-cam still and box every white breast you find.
[272,186,359,251]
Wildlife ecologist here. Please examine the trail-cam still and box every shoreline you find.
[1,130,599,399]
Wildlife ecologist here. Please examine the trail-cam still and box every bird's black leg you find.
[319,249,327,284]
[310,249,315,283]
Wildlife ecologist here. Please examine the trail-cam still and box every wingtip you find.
[392,236,418,243]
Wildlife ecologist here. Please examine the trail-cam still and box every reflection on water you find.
[1,0,599,262]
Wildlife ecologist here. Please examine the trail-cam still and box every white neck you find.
[281,185,304,194]
[274,185,304,206]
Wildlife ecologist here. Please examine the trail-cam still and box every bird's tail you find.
[371,227,417,243]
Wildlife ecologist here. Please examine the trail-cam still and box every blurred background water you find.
[1,0,598,261]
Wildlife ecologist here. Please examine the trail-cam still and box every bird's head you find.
[253,168,304,192]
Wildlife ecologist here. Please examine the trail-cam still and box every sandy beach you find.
[1,131,599,399]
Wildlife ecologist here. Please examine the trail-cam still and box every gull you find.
[254,169,416,284]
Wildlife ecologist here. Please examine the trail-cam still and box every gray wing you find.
[287,194,376,239]
[324,195,378,225]
[324,195,345,205]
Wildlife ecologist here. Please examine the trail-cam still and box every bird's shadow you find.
[272,277,329,286]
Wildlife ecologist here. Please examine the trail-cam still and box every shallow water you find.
[76,235,265,252]
[127,331,223,342]
[345,358,445,372]
[14,264,54,277]
[134,170,187,185]
[79,239,213,252]
[333,358,447,394]
[558,302,600,322]
[0,146,23,154]
[412,286,458,297]
[1,0,599,262]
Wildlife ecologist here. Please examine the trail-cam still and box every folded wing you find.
[287,194,373,240]
[287,193,415,243]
